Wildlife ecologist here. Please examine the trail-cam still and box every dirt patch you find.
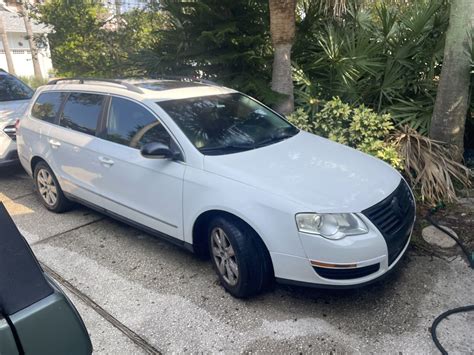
[411,196,473,264]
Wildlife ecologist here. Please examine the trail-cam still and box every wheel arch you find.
[30,155,48,174]
[192,209,271,261]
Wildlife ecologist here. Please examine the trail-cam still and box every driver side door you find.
[91,96,185,240]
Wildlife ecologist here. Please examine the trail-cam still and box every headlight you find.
[295,213,368,240]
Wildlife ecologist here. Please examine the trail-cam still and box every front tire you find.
[208,216,273,298]
[34,161,72,213]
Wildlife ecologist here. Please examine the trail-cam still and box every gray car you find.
[0,202,92,354]
[0,70,33,167]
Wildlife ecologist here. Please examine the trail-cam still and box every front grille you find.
[362,179,415,265]
[314,263,380,280]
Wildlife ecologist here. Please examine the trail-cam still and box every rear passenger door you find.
[93,96,185,239]
[47,92,107,204]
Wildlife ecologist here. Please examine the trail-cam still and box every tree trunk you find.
[269,0,296,115]
[0,14,15,74]
[21,3,42,79]
[430,0,473,160]
[115,0,121,18]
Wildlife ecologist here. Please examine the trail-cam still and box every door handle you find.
[48,139,61,148]
[98,156,114,166]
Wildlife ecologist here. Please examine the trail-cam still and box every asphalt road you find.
[1,166,473,354]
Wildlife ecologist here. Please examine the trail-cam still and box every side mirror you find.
[141,142,175,159]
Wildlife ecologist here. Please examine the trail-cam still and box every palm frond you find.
[392,126,472,205]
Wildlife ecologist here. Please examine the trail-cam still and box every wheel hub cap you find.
[211,227,239,286]
[37,169,58,206]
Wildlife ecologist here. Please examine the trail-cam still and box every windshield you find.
[0,74,34,102]
[157,93,298,155]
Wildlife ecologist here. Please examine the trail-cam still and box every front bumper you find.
[273,232,411,289]
[0,133,18,168]
[272,180,415,288]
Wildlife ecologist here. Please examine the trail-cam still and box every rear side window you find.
[105,97,171,148]
[31,92,67,124]
[60,93,104,135]
[0,74,33,102]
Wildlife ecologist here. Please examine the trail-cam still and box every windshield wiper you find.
[255,128,298,147]
[199,143,255,154]
[199,128,298,154]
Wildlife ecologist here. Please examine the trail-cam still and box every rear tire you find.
[208,216,273,298]
[34,161,73,213]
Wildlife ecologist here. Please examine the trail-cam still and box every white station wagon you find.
[17,79,415,297]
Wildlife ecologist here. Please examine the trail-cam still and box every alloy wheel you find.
[37,169,58,207]
[211,227,239,286]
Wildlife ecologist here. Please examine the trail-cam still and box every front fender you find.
[183,167,307,258]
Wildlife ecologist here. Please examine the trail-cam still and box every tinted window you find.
[31,92,67,124]
[60,93,104,135]
[0,73,34,102]
[105,97,171,148]
[157,93,298,155]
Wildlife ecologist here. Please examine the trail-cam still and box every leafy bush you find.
[286,108,314,132]
[287,97,402,168]
[17,76,48,89]
[32,1,164,77]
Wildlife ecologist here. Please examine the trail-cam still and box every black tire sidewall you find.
[208,216,269,298]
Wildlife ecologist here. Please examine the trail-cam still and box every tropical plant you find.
[286,107,314,132]
[287,97,402,168]
[430,0,473,160]
[20,1,43,79]
[293,0,449,133]
[268,0,296,114]
[392,126,472,204]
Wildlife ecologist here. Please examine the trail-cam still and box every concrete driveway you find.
[1,166,472,354]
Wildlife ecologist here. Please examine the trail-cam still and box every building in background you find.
[0,1,52,78]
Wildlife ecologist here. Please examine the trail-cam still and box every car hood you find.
[0,99,30,124]
[203,131,401,213]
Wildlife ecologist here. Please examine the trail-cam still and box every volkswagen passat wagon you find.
[17,79,415,298]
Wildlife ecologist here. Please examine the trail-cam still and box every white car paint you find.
[17,81,415,288]
[0,99,30,166]
[203,130,401,213]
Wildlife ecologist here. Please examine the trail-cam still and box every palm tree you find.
[0,10,15,74]
[20,1,42,79]
[269,0,296,115]
[430,0,473,160]
[269,0,352,115]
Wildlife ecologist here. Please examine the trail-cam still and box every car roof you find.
[42,78,237,102]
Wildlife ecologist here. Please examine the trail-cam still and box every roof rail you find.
[149,75,221,87]
[47,78,144,94]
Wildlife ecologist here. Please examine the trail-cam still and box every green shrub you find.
[358,140,403,170]
[18,76,48,89]
[286,108,315,133]
[288,97,402,169]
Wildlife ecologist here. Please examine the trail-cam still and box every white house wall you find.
[0,5,53,78]
[0,32,53,78]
